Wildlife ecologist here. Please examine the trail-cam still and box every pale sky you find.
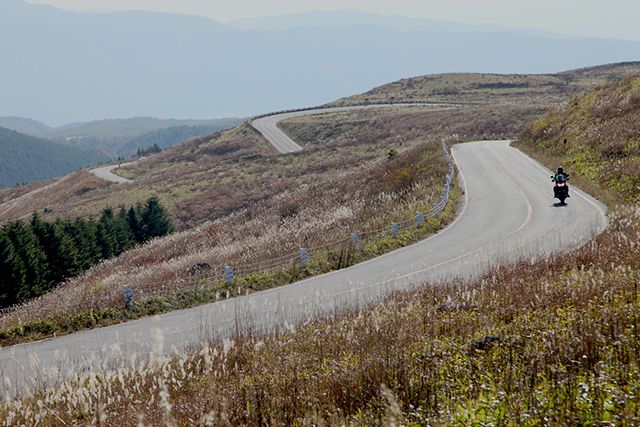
[26,0,640,41]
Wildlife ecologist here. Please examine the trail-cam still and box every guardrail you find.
[0,139,457,328]
[247,100,482,124]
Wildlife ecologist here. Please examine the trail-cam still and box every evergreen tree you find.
[65,218,100,270]
[4,220,48,302]
[0,198,173,307]
[126,206,142,243]
[115,207,134,252]
[139,197,173,242]
[96,225,116,260]
[0,233,25,307]
[31,215,81,285]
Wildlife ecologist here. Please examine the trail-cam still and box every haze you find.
[27,0,640,41]
[2,0,639,125]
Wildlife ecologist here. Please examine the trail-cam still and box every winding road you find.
[0,108,607,398]
[250,104,452,153]
[89,162,135,183]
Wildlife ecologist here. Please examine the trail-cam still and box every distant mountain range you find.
[0,127,107,188]
[1,1,639,125]
[0,116,242,158]
[230,10,571,38]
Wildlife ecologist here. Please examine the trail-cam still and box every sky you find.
[26,0,640,41]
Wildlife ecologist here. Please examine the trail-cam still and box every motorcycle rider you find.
[552,166,570,198]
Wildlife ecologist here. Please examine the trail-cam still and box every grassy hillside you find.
[0,107,463,340]
[0,64,635,336]
[517,76,640,204]
[4,190,639,425]
[332,61,640,107]
[4,70,640,427]
[2,62,635,226]
[0,127,106,188]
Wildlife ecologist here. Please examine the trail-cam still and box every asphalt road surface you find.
[0,132,607,398]
[250,104,452,153]
[89,163,134,183]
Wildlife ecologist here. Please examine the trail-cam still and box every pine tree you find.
[115,207,134,253]
[65,219,100,270]
[126,206,142,243]
[4,220,48,302]
[31,215,81,285]
[0,232,25,307]
[139,197,174,242]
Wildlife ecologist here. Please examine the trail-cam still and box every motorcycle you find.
[551,173,570,205]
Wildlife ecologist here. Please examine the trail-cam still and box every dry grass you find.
[332,62,640,108]
[2,64,639,424]
[516,75,640,204]
[0,107,480,335]
[0,103,574,338]
[2,207,637,426]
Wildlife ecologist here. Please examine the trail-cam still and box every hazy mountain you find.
[118,124,237,157]
[1,1,639,125]
[0,116,242,156]
[0,117,52,137]
[0,127,107,188]
[50,117,242,140]
[229,10,570,38]
[58,118,243,157]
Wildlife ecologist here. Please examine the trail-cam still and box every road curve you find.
[0,139,607,397]
[89,163,134,183]
[250,104,452,153]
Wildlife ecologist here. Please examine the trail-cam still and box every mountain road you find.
[0,109,607,398]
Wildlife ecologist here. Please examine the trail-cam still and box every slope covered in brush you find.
[518,75,640,202]
[0,127,106,188]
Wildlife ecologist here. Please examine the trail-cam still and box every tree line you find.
[0,197,173,308]
[0,127,106,189]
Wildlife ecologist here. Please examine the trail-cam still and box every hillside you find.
[60,118,243,158]
[117,125,224,157]
[52,117,241,140]
[3,74,640,425]
[333,62,640,107]
[2,63,636,225]
[517,75,640,203]
[0,127,106,188]
[0,116,51,137]
[0,116,242,157]
[0,62,634,343]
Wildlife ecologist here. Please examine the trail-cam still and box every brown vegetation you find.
[3,63,640,424]
[0,107,474,334]
[332,62,640,108]
[517,75,640,203]
[3,206,638,425]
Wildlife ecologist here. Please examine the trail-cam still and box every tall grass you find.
[0,138,454,337]
[1,206,637,425]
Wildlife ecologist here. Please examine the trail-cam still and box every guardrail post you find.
[224,266,235,285]
[351,233,361,250]
[123,286,133,310]
[299,248,309,268]
[416,212,424,227]
[391,222,399,238]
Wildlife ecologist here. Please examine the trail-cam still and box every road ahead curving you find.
[1,113,607,397]
[250,104,452,153]
[89,162,135,183]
